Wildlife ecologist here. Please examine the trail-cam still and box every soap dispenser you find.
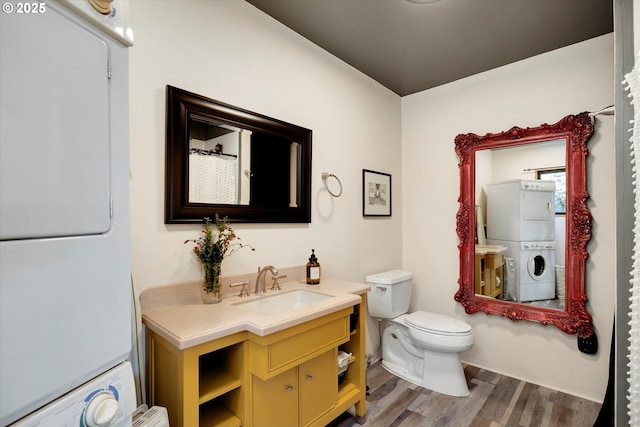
[306,249,321,285]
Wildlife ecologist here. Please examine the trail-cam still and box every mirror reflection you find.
[475,139,566,310]
[188,118,241,204]
[188,117,300,207]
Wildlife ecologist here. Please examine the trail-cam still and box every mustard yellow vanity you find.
[141,274,369,427]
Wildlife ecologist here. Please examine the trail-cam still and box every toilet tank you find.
[366,270,413,319]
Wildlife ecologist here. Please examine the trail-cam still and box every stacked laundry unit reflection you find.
[486,179,556,302]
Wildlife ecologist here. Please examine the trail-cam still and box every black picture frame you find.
[362,169,391,216]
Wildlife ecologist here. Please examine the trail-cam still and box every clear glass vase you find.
[202,264,222,304]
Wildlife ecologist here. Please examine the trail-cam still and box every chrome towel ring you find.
[321,172,343,197]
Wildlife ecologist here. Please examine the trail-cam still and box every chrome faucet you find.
[255,265,278,295]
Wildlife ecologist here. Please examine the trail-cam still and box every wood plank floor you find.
[328,362,601,427]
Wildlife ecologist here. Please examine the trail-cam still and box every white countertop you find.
[141,278,370,350]
[475,244,508,255]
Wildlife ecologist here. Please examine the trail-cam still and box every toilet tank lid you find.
[405,311,472,334]
[366,269,413,285]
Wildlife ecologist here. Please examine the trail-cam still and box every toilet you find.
[367,270,474,397]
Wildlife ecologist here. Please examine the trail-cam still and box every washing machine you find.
[488,240,556,302]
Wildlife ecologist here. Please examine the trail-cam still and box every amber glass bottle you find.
[306,249,320,284]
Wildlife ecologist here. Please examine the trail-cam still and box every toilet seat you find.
[392,312,474,355]
[404,311,472,336]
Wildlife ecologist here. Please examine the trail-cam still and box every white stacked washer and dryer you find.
[486,179,557,303]
[1,1,137,425]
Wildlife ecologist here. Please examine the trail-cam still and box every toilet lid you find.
[405,311,472,335]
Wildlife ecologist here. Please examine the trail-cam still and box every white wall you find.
[402,34,615,402]
[128,0,402,355]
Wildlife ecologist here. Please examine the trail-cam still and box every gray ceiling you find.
[245,0,613,96]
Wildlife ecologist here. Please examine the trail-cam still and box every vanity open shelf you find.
[144,283,368,427]
[200,401,241,427]
[147,332,246,427]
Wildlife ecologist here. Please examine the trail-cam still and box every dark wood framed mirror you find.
[165,85,312,223]
[454,113,595,338]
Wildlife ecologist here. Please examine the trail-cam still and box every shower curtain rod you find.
[589,105,615,117]
[522,166,564,172]
[189,148,237,158]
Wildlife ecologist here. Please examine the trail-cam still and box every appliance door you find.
[518,247,555,302]
[526,251,551,282]
[0,5,110,240]
[519,189,555,241]
[0,4,130,425]
[521,189,555,222]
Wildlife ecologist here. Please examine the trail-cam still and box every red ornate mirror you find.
[455,113,595,339]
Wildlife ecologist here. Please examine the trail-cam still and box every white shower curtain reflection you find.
[189,152,238,204]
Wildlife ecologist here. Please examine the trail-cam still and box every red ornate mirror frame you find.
[454,113,595,338]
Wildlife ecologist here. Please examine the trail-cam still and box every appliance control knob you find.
[87,0,113,15]
[84,391,120,427]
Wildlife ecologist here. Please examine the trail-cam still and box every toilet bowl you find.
[382,313,473,396]
[404,311,474,352]
[366,270,474,397]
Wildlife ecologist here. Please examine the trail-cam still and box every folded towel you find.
[338,351,352,368]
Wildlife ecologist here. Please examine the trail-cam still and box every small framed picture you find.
[363,169,391,216]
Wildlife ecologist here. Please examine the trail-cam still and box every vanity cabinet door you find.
[252,368,297,427]
[299,350,336,426]
[251,349,336,427]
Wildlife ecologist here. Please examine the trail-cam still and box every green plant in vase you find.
[185,215,254,303]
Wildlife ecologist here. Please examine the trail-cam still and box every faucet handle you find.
[230,280,251,297]
[271,274,287,291]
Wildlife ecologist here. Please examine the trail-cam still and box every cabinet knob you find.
[285,385,294,391]
[305,374,313,380]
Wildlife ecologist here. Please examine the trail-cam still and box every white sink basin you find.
[233,289,333,315]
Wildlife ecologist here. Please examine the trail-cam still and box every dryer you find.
[486,179,556,241]
[1,1,134,425]
[488,240,556,302]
